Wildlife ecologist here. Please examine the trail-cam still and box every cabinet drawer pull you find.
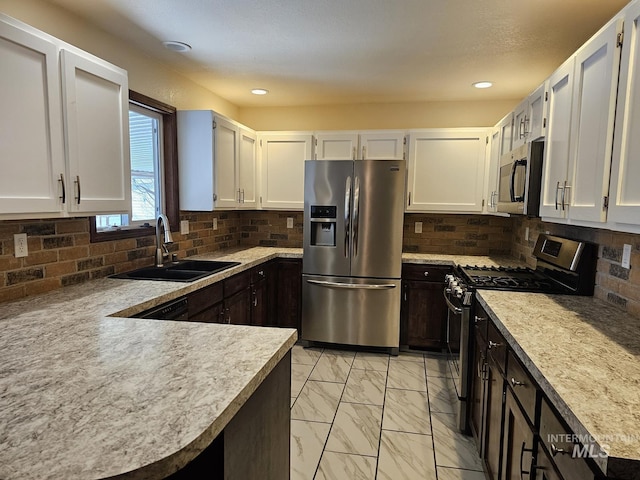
[423,271,429,277]
[550,443,569,457]
[474,315,486,324]
[488,340,502,349]
[511,377,525,388]
[519,441,534,480]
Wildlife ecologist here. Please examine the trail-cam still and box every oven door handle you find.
[443,288,462,314]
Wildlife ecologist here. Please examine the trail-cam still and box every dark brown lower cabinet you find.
[400,264,451,350]
[469,323,488,455]
[501,388,535,480]
[276,259,302,332]
[484,355,504,480]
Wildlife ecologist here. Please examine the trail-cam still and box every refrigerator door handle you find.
[344,176,352,258]
[306,279,397,290]
[352,175,360,257]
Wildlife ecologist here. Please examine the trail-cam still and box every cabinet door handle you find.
[550,443,569,457]
[474,315,486,324]
[74,175,81,205]
[562,181,570,210]
[252,290,258,307]
[554,181,563,210]
[488,340,502,349]
[352,146,356,160]
[519,441,534,480]
[423,271,429,277]
[58,173,66,204]
[241,189,245,203]
[511,377,525,388]
[362,145,366,159]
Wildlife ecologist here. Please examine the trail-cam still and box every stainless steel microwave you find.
[497,141,544,216]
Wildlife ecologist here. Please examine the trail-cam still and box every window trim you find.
[90,90,179,242]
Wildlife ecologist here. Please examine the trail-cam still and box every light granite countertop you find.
[0,247,301,479]
[477,290,640,479]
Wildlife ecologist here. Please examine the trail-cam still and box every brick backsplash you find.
[403,213,513,255]
[0,212,241,304]
[511,217,640,318]
[3,210,640,320]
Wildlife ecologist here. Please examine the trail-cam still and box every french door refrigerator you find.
[302,159,405,352]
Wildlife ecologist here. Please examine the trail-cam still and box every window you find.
[90,91,179,242]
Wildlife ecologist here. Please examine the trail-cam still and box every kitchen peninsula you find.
[0,249,298,479]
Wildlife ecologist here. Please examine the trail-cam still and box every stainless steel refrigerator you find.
[301,159,405,352]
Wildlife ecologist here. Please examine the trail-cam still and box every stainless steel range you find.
[443,234,597,433]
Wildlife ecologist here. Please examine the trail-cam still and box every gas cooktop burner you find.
[457,264,566,293]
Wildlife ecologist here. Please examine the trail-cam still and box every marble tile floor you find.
[290,345,485,480]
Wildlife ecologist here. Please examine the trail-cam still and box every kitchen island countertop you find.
[478,290,640,479]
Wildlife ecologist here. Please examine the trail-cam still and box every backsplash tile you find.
[511,217,640,319]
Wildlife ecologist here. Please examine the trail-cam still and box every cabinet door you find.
[189,301,225,323]
[470,330,487,454]
[539,57,575,219]
[259,133,313,210]
[528,82,548,141]
[238,127,258,208]
[498,112,514,156]
[0,18,65,215]
[276,259,302,331]
[401,280,447,349]
[177,110,215,211]
[483,360,504,480]
[214,116,239,208]
[511,98,529,149]
[315,132,358,160]
[406,129,488,213]
[501,389,535,480]
[226,287,251,325]
[485,127,501,212]
[567,17,623,223]
[609,2,640,228]
[61,49,130,214]
[359,131,405,160]
[251,277,267,326]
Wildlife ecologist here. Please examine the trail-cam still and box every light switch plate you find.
[415,222,422,234]
[14,233,28,258]
[180,220,189,235]
[213,218,218,230]
[622,244,632,269]
[287,217,294,229]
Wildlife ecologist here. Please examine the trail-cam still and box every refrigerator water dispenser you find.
[310,205,336,247]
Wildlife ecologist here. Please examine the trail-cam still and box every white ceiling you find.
[47,0,630,107]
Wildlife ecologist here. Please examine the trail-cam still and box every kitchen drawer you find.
[402,263,451,282]
[188,282,224,318]
[506,350,537,425]
[487,320,507,375]
[539,397,601,480]
[224,270,251,297]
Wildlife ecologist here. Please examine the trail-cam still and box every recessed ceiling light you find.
[251,88,269,95]
[473,81,493,89]
[162,41,192,52]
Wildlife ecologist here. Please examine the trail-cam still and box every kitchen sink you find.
[110,260,241,282]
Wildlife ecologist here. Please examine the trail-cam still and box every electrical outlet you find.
[415,222,422,234]
[213,218,218,230]
[622,244,632,269]
[180,220,189,235]
[287,217,294,229]
[14,233,28,258]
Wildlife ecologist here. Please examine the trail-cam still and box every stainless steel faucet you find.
[155,214,174,267]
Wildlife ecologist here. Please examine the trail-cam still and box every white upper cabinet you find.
[566,17,623,223]
[498,112,514,157]
[359,131,405,160]
[315,130,405,160]
[406,129,489,213]
[485,126,502,213]
[177,111,257,210]
[511,97,529,149]
[238,127,258,208]
[539,57,576,219]
[609,1,640,230]
[0,18,65,215]
[0,14,130,218]
[61,49,130,214]
[540,16,623,223]
[258,132,314,210]
[527,82,548,141]
[315,132,359,160]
